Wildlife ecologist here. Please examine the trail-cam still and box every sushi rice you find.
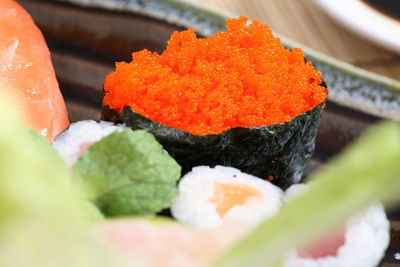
[53,120,126,167]
[284,184,390,267]
[171,165,284,229]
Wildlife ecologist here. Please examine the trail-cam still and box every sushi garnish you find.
[72,128,181,217]
[103,17,327,135]
[0,103,117,267]
[0,0,69,141]
[171,166,284,228]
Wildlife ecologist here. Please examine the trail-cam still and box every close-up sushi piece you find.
[53,120,126,167]
[0,0,69,141]
[284,185,390,267]
[2,1,399,266]
[171,165,284,229]
[102,16,328,189]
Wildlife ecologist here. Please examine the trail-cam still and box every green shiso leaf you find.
[0,103,124,267]
[73,129,181,217]
[213,121,400,267]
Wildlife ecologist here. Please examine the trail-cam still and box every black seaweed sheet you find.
[102,104,324,189]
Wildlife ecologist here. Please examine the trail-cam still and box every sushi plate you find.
[314,0,400,55]
[17,0,400,265]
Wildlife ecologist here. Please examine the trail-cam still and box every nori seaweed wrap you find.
[103,104,324,188]
[101,17,328,189]
[102,104,324,189]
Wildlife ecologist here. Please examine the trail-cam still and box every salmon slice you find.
[0,0,69,141]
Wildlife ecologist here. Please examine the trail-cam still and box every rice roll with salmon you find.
[171,165,284,229]
[284,184,390,267]
[53,120,126,166]
[102,17,328,188]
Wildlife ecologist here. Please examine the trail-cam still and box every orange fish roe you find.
[103,17,327,135]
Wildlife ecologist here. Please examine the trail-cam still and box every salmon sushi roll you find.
[171,165,284,229]
[53,120,126,167]
[284,184,390,267]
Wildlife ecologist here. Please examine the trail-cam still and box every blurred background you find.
[194,0,400,81]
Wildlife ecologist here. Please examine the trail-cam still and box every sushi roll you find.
[171,165,284,229]
[102,17,328,188]
[53,120,126,166]
[284,185,390,267]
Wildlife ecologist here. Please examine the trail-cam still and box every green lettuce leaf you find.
[214,121,400,267]
[0,103,125,267]
[73,129,181,216]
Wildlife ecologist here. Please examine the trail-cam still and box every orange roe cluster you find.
[103,17,327,135]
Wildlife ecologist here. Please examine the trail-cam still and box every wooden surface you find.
[194,0,400,81]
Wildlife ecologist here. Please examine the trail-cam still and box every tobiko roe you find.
[103,17,327,135]
[102,17,328,188]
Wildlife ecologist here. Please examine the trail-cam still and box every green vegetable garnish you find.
[213,121,400,267]
[0,103,124,267]
[26,128,68,171]
[73,129,181,217]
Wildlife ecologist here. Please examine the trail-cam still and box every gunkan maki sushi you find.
[102,17,328,188]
